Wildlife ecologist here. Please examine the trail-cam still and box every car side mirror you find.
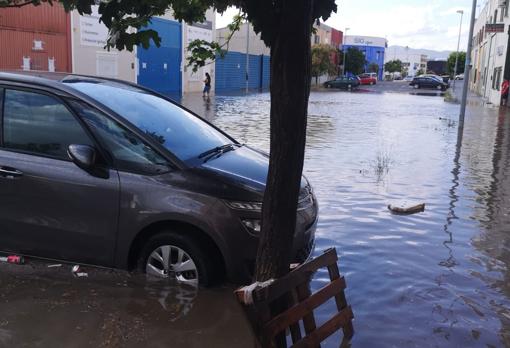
[68,144,96,169]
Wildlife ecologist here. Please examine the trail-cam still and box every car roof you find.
[0,70,140,96]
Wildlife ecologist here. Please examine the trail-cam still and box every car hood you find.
[190,145,308,201]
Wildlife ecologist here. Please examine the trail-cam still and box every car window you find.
[68,100,174,175]
[2,89,92,160]
[64,81,232,162]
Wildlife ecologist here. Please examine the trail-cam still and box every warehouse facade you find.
[0,4,216,96]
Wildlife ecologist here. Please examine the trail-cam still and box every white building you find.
[216,22,270,56]
[71,7,216,94]
[470,0,510,105]
[70,7,137,82]
[385,47,428,77]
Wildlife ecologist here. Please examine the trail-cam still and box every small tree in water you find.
[1,0,337,282]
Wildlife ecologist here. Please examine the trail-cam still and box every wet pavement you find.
[2,88,510,347]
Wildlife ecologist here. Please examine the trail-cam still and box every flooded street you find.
[1,90,510,347]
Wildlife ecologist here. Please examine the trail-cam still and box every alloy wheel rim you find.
[146,245,199,285]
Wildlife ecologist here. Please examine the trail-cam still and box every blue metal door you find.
[137,18,181,96]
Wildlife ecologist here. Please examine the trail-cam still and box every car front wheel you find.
[138,231,215,286]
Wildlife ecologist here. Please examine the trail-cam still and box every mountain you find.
[386,45,452,61]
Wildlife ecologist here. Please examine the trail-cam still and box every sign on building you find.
[80,6,108,47]
[485,23,505,33]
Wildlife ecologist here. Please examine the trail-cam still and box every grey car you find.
[0,72,317,286]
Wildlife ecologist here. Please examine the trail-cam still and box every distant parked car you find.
[324,76,360,89]
[357,73,377,85]
[410,76,449,91]
[455,74,464,80]
[420,74,449,84]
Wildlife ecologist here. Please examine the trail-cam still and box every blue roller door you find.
[215,52,270,92]
[137,18,181,96]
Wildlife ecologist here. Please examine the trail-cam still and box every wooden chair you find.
[235,248,354,347]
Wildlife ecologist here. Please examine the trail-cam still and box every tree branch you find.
[0,0,36,8]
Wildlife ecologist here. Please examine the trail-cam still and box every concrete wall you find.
[216,22,270,56]
[70,8,136,82]
[470,0,510,105]
[182,9,217,94]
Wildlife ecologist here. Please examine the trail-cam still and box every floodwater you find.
[1,90,510,347]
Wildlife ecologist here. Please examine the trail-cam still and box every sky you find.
[216,0,477,51]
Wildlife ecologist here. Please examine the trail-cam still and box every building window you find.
[494,10,498,23]
[314,35,320,44]
[493,67,502,90]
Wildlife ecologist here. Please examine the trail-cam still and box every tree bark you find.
[255,0,313,281]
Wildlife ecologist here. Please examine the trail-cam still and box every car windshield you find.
[64,80,232,162]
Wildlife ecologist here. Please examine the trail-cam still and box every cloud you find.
[215,0,470,51]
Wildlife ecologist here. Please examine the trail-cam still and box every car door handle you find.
[0,166,23,178]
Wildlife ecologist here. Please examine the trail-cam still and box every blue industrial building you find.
[215,52,270,92]
[342,36,387,80]
[137,18,182,97]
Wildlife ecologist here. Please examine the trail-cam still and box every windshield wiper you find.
[198,144,238,162]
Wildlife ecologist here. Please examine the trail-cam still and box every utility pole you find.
[460,0,477,128]
[245,21,250,93]
[342,27,350,75]
[453,10,464,91]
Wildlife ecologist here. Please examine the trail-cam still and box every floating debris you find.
[0,255,24,265]
[388,203,425,215]
[72,265,88,278]
[47,264,62,268]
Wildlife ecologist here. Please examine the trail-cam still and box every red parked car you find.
[357,73,377,85]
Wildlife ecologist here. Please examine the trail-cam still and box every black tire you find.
[347,84,352,89]
[137,231,216,286]
[370,81,374,85]
[325,83,330,88]
[436,85,442,90]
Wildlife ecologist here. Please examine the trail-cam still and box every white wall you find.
[183,9,216,94]
[71,8,136,82]
[216,22,270,56]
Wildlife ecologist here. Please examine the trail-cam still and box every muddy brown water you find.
[1,91,509,347]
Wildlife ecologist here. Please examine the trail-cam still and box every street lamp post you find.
[460,0,477,127]
[453,10,464,91]
[342,27,350,76]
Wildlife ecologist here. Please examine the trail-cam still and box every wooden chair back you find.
[235,248,354,347]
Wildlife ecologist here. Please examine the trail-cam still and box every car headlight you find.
[241,219,261,235]
[225,201,262,212]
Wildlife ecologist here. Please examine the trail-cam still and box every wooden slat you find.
[291,306,354,348]
[253,248,339,304]
[264,277,347,339]
[296,281,317,340]
[327,263,354,339]
[286,291,302,344]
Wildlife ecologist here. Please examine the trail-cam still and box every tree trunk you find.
[255,0,313,281]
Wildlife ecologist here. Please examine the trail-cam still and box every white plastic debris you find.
[240,279,275,305]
